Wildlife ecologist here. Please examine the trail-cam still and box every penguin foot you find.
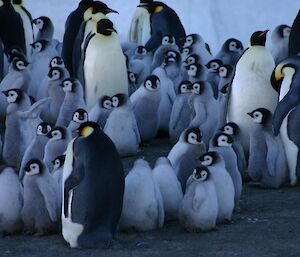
[102,240,113,249]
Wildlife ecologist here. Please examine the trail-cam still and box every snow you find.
[25,0,299,54]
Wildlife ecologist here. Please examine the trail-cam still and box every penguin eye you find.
[193,83,200,91]
[181,85,187,91]
[191,65,196,72]
[55,160,60,166]
[51,59,57,66]
[30,164,38,170]
[188,57,195,64]
[35,42,42,52]
[183,48,189,55]
[212,62,219,69]
[142,48,147,55]
[187,37,193,44]
[129,73,136,82]
[200,170,207,178]
[74,113,79,119]
[219,67,227,77]
[63,81,72,88]
[37,126,42,132]
[51,70,61,80]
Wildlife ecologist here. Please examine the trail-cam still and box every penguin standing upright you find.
[227,30,278,153]
[289,10,300,56]
[62,122,124,248]
[139,1,186,51]
[84,18,128,109]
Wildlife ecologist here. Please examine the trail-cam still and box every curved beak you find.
[106,8,119,14]
[259,30,269,37]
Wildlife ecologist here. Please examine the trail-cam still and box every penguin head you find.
[218,64,234,79]
[183,54,200,67]
[12,57,29,71]
[192,81,206,94]
[161,35,176,46]
[180,47,191,58]
[32,16,52,31]
[144,75,160,91]
[185,127,203,145]
[97,18,117,36]
[247,108,271,125]
[128,72,137,84]
[100,95,113,110]
[199,151,221,166]
[48,67,63,81]
[111,93,128,108]
[164,50,181,65]
[2,89,22,104]
[61,77,76,92]
[223,38,244,52]
[183,34,203,48]
[77,122,100,138]
[274,24,291,39]
[89,1,119,15]
[50,56,64,68]
[135,45,147,56]
[178,80,192,94]
[52,155,66,170]
[220,122,240,136]
[30,40,50,53]
[7,47,26,63]
[212,133,234,147]
[193,165,210,182]
[36,122,52,136]
[250,30,269,47]
[72,108,89,123]
[138,0,153,7]
[47,127,67,140]
[24,159,44,176]
[219,83,230,95]
[138,1,166,13]
[187,63,205,78]
[205,59,223,73]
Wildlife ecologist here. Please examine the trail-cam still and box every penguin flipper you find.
[192,185,205,212]
[72,21,86,78]
[265,134,279,177]
[19,97,52,119]
[154,181,165,228]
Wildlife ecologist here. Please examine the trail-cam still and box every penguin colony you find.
[0,0,299,249]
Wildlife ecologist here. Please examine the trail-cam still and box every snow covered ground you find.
[26,0,299,54]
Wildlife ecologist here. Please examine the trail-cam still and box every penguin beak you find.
[106,8,119,14]
[106,28,118,34]
[247,112,253,118]
[259,30,269,37]
[46,132,52,138]
[32,19,37,25]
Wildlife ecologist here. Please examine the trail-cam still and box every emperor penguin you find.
[62,122,124,248]
[271,25,291,64]
[62,0,93,75]
[168,127,206,193]
[199,152,235,223]
[67,108,89,138]
[52,155,65,186]
[88,95,112,128]
[271,57,300,185]
[186,63,207,83]
[0,166,23,236]
[130,75,161,143]
[104,94,140,157]
[56,78,85,127]
[227,30,278,154]
[128,0,153,45]
[179,165,218,233]
[139,1,186,51]
[210,133,242,206]
[288,10,300,56]
[248,108,288,188]
[22,159,60,235]
[12,0,34,59]
[205,59,223,99]
[119,159,164,232]
[19,122,52,181]
[32,16,54,42]
[152,157,183,221]
[169,80,193,144]
[84,18,128,109]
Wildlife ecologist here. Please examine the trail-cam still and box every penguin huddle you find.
[0,0,299,249]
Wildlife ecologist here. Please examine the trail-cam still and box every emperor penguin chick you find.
[88,95,112,128]
[67,108,89,138]
[271,25,291,64]
[153,157,183,221]
[119,159,164,232]
[179,165,218,233]
[104,94,140,157]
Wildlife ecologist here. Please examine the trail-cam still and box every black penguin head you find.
[128,72,137,84]
[61,77,77,92]
[80,0,93,6]
[138,0,153,6]
[52,155,66,170]
[2,0,12,4]
[178,80,192,94]
[30,40,50,53]
[205,59,223,72]
[135,45,147,55]
[199,151,220,167]
[100,95,113,110]
[12,0,23,4]
[277,24,291,38]
[193,165,210,182]
[180,47,191,57]
[161,35,176,46]
[187,63,204,78]
[24,159,44,176]
[2,89,22,104]
[138,1,166,13]
[192,81,205,94]
[36,122,52,136]
[47,127,66,140]
[12,57,29,71]
[111,93,128,108]
[184,34,202,48]
[144,75,160,91]
[32,16,52,31]
[250,30,269,46]
[185,127,203,145]
[247,108,271,125]
[76,121,100,138]
[164,50,181,65]
[183,54,200,67]
[7,47,26,63]
[220,122,240,136]
[89,1,119,15]
[48,67,63,81]
[97,18,117,36]
[72,108,89,123]
[223,38,244,52]
[218,64,234,79]
[212,132,234,147]
[50,56,64,68]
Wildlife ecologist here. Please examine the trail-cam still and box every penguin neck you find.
[37,27,54,42]
[165,63,179,78]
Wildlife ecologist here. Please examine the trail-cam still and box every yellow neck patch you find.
[84,7,93,21]
[155,6,163,13]
[81,127,94,137]
[274,62,287,81]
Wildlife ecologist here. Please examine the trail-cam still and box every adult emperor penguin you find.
[128,0,153,45]
[271,25,291,64]
[84,18,128,109]
[0,166,23,235]
[12,0,33,59]
[62,122,124,248]
[139,1,186,51]
[288,10,300,56]
[227,30,278,154]
[272,56,300,185]
[62,0,93,75]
